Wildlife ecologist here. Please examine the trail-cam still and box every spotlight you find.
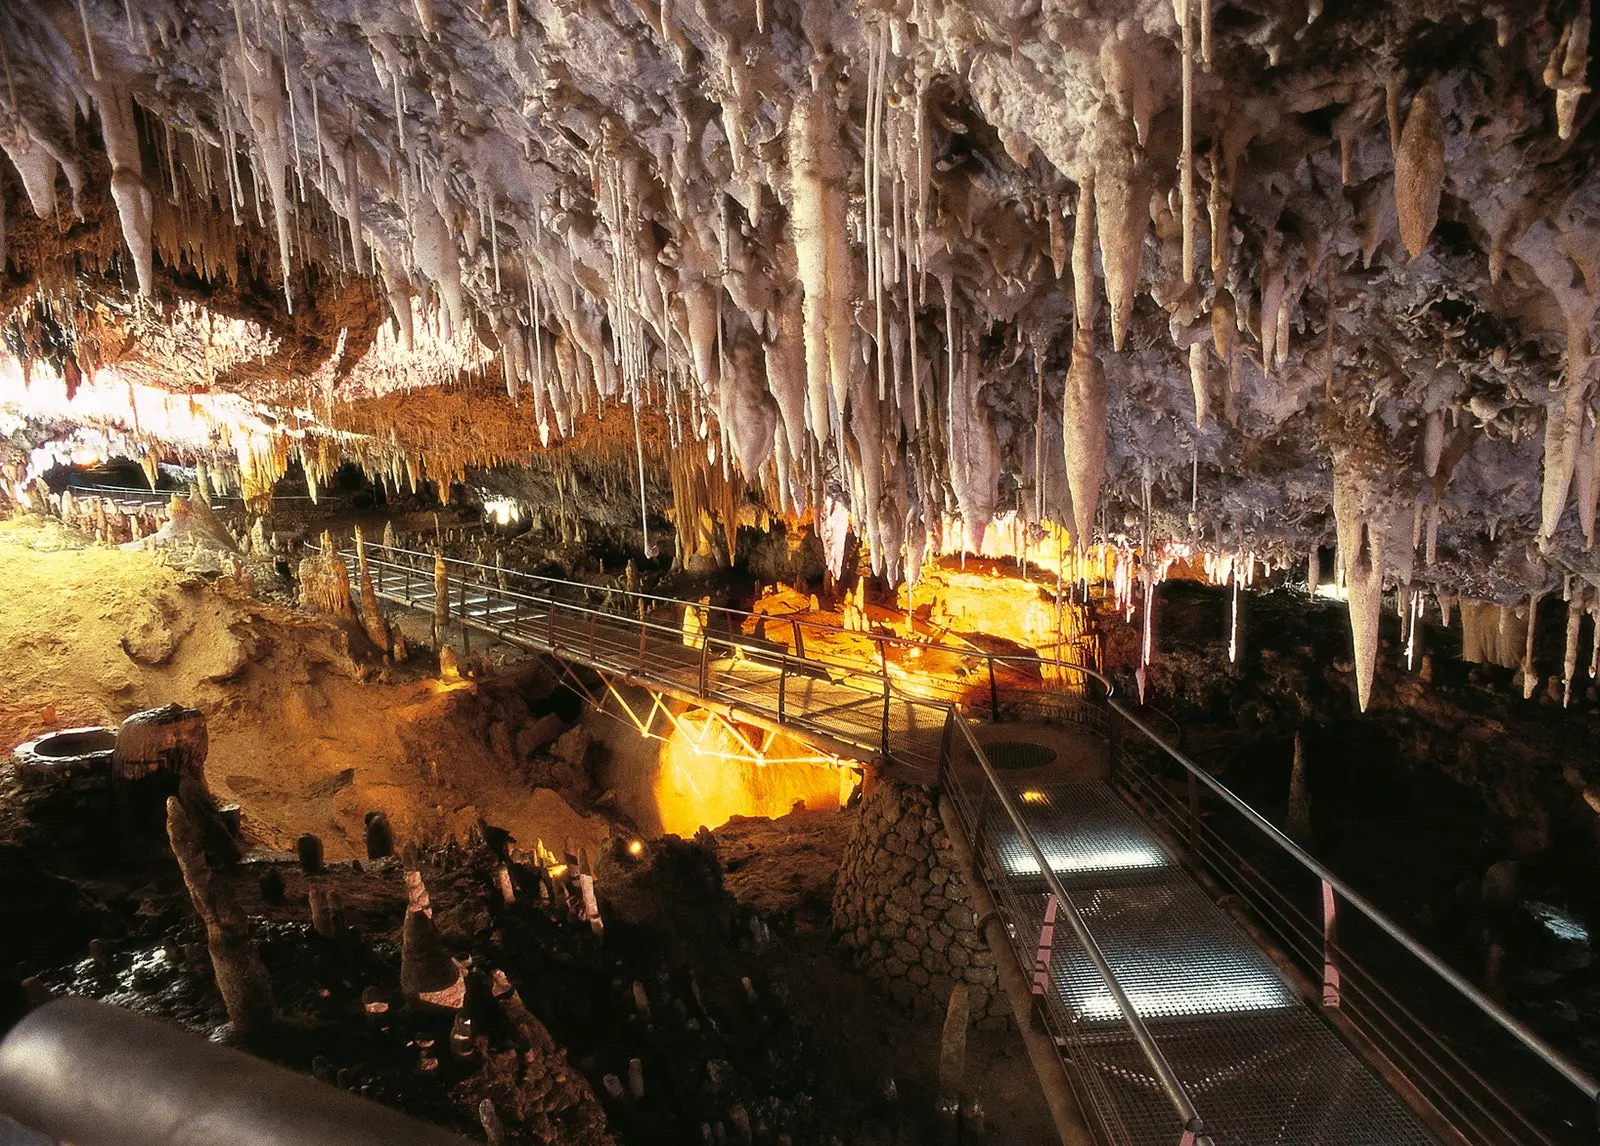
[627,839,644,857]
[1021,789,1047,804]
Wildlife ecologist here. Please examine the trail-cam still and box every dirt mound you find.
[0,517,608,861]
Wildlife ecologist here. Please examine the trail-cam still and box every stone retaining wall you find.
[831,779,1009,1025]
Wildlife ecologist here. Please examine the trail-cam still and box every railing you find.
[1105,701,1600,1146]
[329,538,1599,1146]
[940,708,1216,1146]
[59,484,334,506]
[350,542,1101,720]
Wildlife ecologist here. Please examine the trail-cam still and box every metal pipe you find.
[1108,699,1600,1103]
[0,998,471,1146]
[948,717,1213,1144]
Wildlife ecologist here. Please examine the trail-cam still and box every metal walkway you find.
[332,540,1599,1146]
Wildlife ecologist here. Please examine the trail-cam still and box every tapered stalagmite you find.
[354,524,390,654]
[1287,730,1311,840]
[433,547,449,647]
[166,798,277,1033]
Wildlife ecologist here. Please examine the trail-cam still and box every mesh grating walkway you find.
[960,778,1440,1146]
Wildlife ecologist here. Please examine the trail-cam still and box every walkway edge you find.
[936,793,1097,1146]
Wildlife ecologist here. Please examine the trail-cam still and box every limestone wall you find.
[831,779,1009,1025]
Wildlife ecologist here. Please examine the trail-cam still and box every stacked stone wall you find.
[831,780,1009,1025]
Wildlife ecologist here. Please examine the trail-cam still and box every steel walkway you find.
[332,540,1600,1146]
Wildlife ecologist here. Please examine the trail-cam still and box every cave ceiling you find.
[0,0,1597,608]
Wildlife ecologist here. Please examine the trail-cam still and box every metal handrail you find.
[369,542,1101,674]
[61,483,331,504]
[945,713,1214,1145]
[329,538,1598,1135]
[1106,700,1600,1107]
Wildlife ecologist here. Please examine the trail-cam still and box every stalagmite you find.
[433,547,450,648]
[1062,328,1107,550]
[167,797,277,1034]
[1394,84,1445,259]
[1287,731,1310,840]
[354,524,390,655]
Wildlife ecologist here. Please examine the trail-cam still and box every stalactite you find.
[1178,0,1196,286]
[1062,327,1106,550]
[1188,341,1208,427]
[1394,83,1445,259]
[1544,2,1591,140]
[1522,589,1544,700]
[1072,176,1095,334]
[1332,462,1388,712]
[789,79,852,446]
[1562,585,1589,706]
[91,82,156,298]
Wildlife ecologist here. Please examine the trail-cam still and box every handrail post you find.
[637,620,647,671]
[879,642,891,763]
[791,618,805,660]
[778,655,788,723]
[1321,880,1341,1008]
[588,613,597,660]
[986,655,999,722]
[1186,770,1199,857]
[546,600,556,650]
[1107,705,1120,788]
[699,631,711,696]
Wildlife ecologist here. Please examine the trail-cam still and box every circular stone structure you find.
[832,779,1009,1025]
[12,727,117,786]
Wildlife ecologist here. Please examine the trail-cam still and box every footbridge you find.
[332,539,1599,1146]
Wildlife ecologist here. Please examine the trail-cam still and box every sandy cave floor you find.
[0,516,608,862]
